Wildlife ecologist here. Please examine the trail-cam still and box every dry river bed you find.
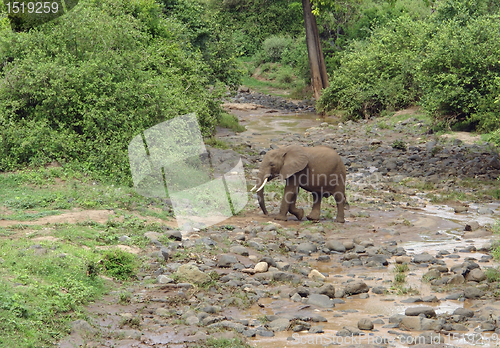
[49,99,500,348]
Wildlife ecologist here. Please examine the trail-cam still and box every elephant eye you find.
[270,163,274,167]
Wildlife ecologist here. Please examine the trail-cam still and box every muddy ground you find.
[4,93,500,348]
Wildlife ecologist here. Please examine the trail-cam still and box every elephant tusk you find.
[255,177,268,192]
[250,184,257,192]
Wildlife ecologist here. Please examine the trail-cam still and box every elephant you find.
[251,145,349,222]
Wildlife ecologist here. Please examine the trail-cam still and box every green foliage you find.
[100,249,138,280]
[0,240,106,346]
[0,0,242,182]
[218,112,245,132]
[318,15,425,118]
[392,139,407,151]
[210,0,304,56]
[318,1,500,136]
[262,36,291,62]
[418,15,500,132]
[193,337,252,348]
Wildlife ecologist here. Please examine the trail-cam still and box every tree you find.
[302,0,329,101]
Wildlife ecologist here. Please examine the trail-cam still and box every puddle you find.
[419,203,499,226]
[234,111,335,146]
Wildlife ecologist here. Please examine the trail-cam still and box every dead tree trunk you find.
[302,0,329,102]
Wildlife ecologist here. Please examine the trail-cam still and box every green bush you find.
[0,0,235,182]
[210,0,304,56]
[418,15,500,131]
[262,36,291,62]
[318,15,425,118]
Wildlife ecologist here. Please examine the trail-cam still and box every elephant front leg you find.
[275,186,297,221]
[288,193,304,221]
[306,192,322,221]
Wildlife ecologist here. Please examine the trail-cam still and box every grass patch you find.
[0,168,174,220]
[190,337,252,348]
[204,137,230,150]
[219,112,245,132]
[0,239,108,347]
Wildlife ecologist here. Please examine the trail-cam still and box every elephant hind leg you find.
[306,192,321,221]
[333,191,346,223]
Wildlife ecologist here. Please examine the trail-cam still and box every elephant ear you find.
[280,146,309,179]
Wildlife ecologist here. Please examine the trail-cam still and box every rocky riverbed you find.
[59,92,500,348]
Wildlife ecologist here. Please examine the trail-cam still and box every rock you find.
[464,286,485,299]
[480,322,496,331]
[412,253,435,264]
[465,221,480,231]
[447,274,465,284]
[297,242,317,254]
[422,295,439,303]
[358,318,374,330]
[156,275,174,284]
[294,286,310,297]
[423,269,441,281]
[201,305,221,314]
[218,254,238,268]
[256,329,274,337]
[325,240,346,253]
[176,263,210,284]
[396,256,411,264]
[160,247,170,261]
[371,286,386,294]
[186,316,199,325]
[309,325,324,333]
[405,306,436,318]
[166,230,183,241]
[291,293,302,302]
[268,318,290,332]
[308,269,326,281]
[307,294,334,308]
[453,308,474,318]
[230,245,249,256]
[466,268,486,282]
[254,262,268,273]
[318,284,336,298]
[344,281,369,295]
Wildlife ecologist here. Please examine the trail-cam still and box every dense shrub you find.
[262,36,291,63]
[418,15,500,131]
[319,0,500,139]
[209,0,304,55]
[318,16,425,118]
[0,0,237,182]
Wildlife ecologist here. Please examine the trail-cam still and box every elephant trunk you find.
[254,173,269,215]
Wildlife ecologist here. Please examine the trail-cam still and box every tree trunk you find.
[302,0,329,102]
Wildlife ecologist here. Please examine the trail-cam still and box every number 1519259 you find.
[6,2,59,14]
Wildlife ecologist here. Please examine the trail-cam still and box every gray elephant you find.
[251,145,348,222]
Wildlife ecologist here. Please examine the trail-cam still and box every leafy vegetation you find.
[0,0,240,182]
[318,0,500,144]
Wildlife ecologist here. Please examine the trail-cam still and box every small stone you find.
[405,306,436,318]
[464,221,480,231]
[344,281,369,295]
[156,275,173,284]
[308,269,326,281]
[218,254,238,268]
[307,294,334,308]
[358,318,374,330]
[254,262,268,273]
[464,286,485,299]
